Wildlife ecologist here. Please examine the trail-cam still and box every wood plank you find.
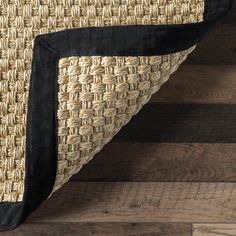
[4,223,191,236]
[29,182,236,223]
[71,143,236,182]
[151,65,236,104]
[193,224,236,236]
[186,26,236,65]
[113,104,236,143]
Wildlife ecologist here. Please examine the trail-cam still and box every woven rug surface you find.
[0,0,204,202]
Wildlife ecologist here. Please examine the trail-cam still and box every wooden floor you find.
[4,5,236,236]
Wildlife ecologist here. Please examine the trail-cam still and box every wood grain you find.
[3,223,191,236]
[71,143,236,182]
[29,182,236,223]
[113,104,236,143]
[151,65,236,104]
[186,26,236,65]
[193,224,236,236]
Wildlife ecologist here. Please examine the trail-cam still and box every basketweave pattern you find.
[0,0,204,202]
[55,46,195,191]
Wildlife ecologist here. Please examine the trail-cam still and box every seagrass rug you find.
[0,0,233,231]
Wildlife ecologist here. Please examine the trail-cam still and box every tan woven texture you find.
[55,46,195,191]
[0,1,204,202]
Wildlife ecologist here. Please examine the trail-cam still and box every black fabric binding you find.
[0,0,233,231]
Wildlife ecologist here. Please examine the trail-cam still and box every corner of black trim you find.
[204,0,234,21]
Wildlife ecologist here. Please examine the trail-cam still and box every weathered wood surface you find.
[3,223,191,236]
[152,65,236,104]
[72,143,236,182]
[113,104,236,143]
[193,224,236,236]
[29,182,236,223]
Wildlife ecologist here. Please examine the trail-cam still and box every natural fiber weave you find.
[55,46,195,191]
[0,0,204,202]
